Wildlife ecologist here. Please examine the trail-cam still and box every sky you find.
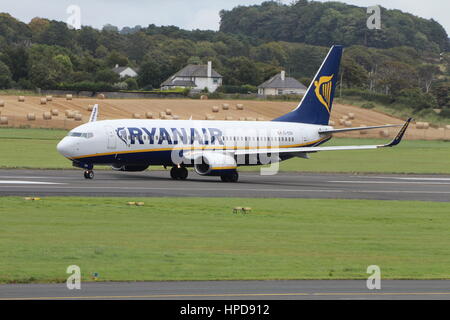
[1,0,449,34]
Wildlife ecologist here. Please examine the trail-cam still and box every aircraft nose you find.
[57,138,72,157]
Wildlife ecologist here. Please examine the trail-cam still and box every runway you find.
[0,169,449,201]
[1,280,450,300]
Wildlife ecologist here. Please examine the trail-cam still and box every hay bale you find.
[328,120,336,126]
[43,112,52,120]
[225,116,233,120]
[74,114,83,121]
[339,119,345,125]
[205,114,215,120]
[200,95,208,100]
[27,113,36,121]
[359,124,368,135]
[66,111,75,119]
[165,108,172,115]
[18,96,25,102]
[212,106,220,113]
[165,115,173,120]
[145,112,153,119]
[342,115,349,121]
[97,93,105,99]
[344,120,352,127]
[87,105,94,111]
[159,111,166,118]
[46,95,53,102]
[0,116,7,125]
[236,104,244,110]
[416,122,429,129]
[348,112,355,120]
[50,109,59,116]
[40,98,47,105]
[222,103,230,110]
[246,117,256,121]
[379,129,389,137]
[172,115,180,120]
[66,94,73,101]
[239,117,246,121]
[0,100,5,107]
[446,125,450,130]
[133,113,141,119]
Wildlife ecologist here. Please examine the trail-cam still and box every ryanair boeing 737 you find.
[57,45,412,182]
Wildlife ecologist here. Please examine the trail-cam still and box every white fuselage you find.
[57,119,331,167]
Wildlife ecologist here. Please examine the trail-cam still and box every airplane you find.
[56,45,412,182]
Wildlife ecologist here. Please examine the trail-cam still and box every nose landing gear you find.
[84,170,94,179]
[170,166,188,180]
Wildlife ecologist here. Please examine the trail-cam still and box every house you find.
[257,71,307,96]
[161,61,223,93]
[112,64,138,78]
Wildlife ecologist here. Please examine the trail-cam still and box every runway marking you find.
[0,180,64,185]
[2,291,450,300]
[330,180,450,185]
[0,185,450,196]
[369,177,450,181]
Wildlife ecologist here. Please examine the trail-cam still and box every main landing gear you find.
[220,170,239,183]
[84,170,94,180]
[170,166,188,180]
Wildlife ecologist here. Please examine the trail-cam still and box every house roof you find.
[258,73,307,89]
[112,66,137,74]
[161,64,223,87]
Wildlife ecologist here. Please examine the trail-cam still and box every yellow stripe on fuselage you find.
[70,137,330,160]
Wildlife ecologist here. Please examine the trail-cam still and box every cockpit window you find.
[68,132,94,139]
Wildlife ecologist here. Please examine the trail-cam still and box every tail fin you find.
[273,45,343,125]
[89,104,99,122]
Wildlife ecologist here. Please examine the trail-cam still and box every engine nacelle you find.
[111,164,150,172]
[194,152,237,176]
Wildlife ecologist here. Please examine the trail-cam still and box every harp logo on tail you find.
[314,75,334,113]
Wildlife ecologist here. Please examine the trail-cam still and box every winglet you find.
[89,104,99,122]
[383,118,413,147]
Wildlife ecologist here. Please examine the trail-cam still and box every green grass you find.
[0,128,449,173]
[0,197,449,283]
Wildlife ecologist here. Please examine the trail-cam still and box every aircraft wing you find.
[234,118,412,156]
[318,124,401,134]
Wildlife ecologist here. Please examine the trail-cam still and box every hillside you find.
[220,1,449,52]
[0,95,447,140]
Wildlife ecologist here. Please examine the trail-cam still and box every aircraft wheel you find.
[221,171,238,183]
[178,167,188,180]
[170,167,188,180]
[84,170,94,180]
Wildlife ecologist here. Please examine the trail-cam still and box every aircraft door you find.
[105,126,117,150]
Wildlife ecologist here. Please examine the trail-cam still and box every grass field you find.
[0,197,449,283]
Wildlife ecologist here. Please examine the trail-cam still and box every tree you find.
[137,60,162,89]
[417,64,441,93]
[95,69,120,84]
[0,61,12,88]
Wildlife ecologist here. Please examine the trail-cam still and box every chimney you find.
[281,70,286,81]
[207,61,212,78]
